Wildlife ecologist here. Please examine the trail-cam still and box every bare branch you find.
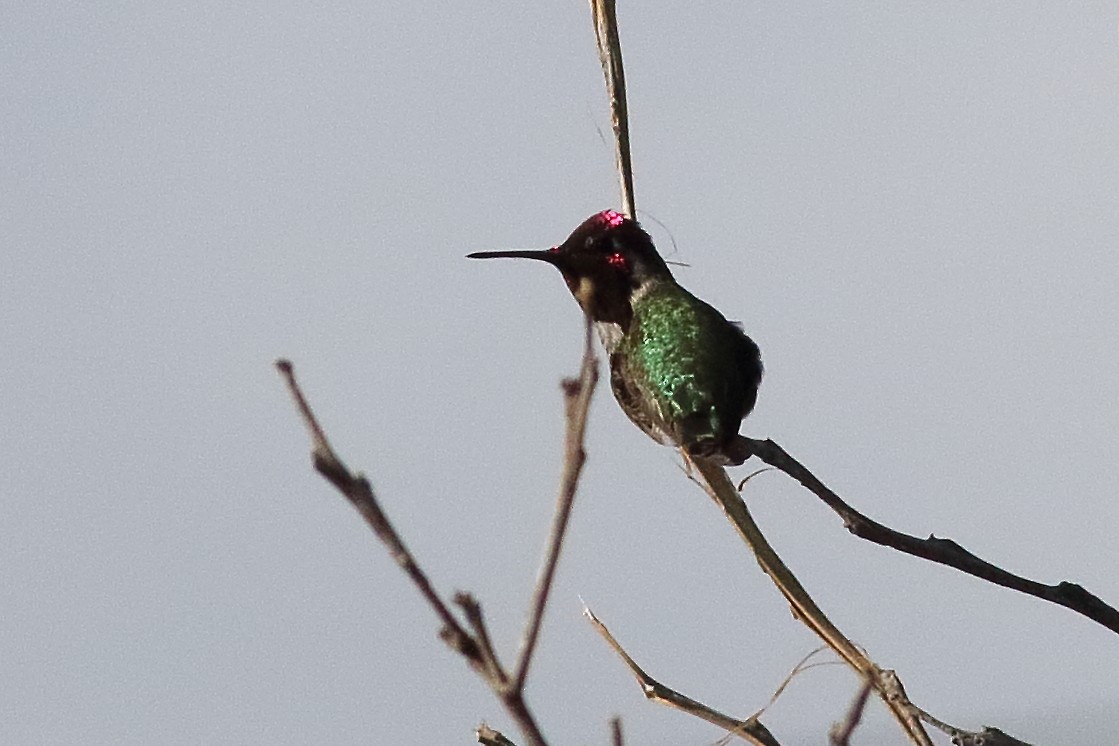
[584,605,783,746]
[512,315,599,692]
[583,3,928,743]
[740,437,1119,635]
[589,0,635,219]
[277,359,553,746]
[828,678,873,746]
[275,359,480,662]
[911,703,1036,746]
[685,455,934,746]
[456,592,509,686]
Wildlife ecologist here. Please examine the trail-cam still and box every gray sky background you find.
[4,2,1119,744]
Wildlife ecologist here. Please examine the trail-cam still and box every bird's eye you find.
[607,251,628,270]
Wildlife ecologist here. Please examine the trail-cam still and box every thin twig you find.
[477,723,520,746]
[589,0,635,218]
[582,3,1046,744]
[828,678,873,746]
[583,604,783,746]
[457,592,509,685]
[277,359,551,746]
[512,315,599,692]
[740,437,1119,635]
[275,359,479,660]
[686,455,934,746]
[609,717,623,746]
[750,646,834,720]
[910,701,1036,746]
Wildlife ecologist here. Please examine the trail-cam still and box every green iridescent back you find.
[610,280,761,454]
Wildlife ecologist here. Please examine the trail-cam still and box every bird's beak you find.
[466,248,560,265]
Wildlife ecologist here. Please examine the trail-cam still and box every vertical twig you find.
[584,4,934,744]
[589,0,635,219]
[609,717,623,746]
[828,678,873,745]
[511,315,599,692]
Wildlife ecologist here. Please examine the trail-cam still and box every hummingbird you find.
[468,209,762,466]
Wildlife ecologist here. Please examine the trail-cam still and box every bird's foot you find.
[683,435,755,467]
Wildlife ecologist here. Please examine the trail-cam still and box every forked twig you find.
[457,592,509,685]
[584,2,934,743]
[276,359,479,661]
[584,4,1059,744]
[685,455,934,746]
[278,315,599,746]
